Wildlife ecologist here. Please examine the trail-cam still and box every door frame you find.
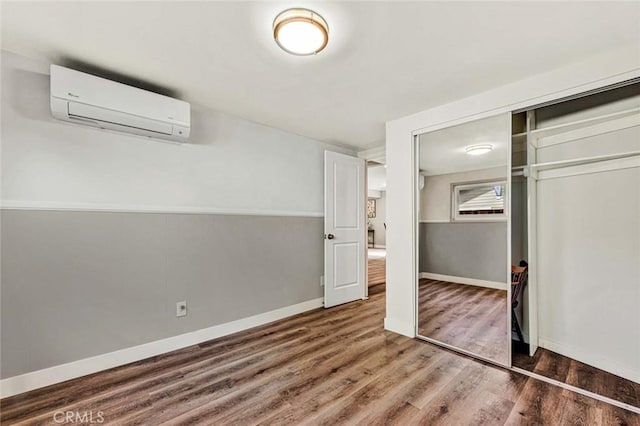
[358,151,387,296]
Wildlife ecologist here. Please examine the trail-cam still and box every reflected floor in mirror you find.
[513,348,640,408]
[418,279,508,365]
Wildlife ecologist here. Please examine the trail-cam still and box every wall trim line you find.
[419,272,507,291]
[0,297,324,399]
[0,201,324,218]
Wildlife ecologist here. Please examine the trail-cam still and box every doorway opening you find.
[367,161,387,295]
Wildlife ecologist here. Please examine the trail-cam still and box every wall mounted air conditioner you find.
[50,65,190,142]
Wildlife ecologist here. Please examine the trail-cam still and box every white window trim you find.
[451,180,508,222]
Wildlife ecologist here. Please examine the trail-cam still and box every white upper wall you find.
[0,51,354,216]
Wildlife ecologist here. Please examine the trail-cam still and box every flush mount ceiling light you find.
[273,8,329,56]
[465,144,493,156]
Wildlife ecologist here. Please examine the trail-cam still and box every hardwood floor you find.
[2,287,638,425]
[367,249,386,287]
[418,279,509,366]
[513,347,640,409]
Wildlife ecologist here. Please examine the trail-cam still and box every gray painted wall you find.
[0,50,349,380]
[419,222,508,283]
[1,210,323,378]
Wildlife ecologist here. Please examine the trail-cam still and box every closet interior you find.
[510,81,640,408]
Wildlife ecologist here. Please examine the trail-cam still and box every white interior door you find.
[324,151,366,308]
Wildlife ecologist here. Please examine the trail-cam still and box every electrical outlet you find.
[176,301,187,317]
[320,276,324,287]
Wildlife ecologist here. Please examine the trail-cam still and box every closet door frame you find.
[402,70,640,345]
[389,63,640,413]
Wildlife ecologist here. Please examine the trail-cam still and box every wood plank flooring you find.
[513,347,640,409]
[367,249,386,287]
[418,279,509,366]
[2,287,638,425]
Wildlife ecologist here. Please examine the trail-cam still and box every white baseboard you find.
[538,338,640,384]
[0,297,324,399]
[370,245,386,249]
[419,272,507,291]
[384,317,415,338]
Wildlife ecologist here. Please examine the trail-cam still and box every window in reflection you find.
[453,181,506,219]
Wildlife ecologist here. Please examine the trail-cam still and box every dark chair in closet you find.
[511,260,528,343]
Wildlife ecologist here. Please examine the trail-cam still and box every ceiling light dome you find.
[273,8,329,56]
[465,144,493,156]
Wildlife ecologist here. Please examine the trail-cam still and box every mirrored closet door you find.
[416,113,511,366]
[511,80,640,408]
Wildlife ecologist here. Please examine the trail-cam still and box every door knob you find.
[326,234,335,240]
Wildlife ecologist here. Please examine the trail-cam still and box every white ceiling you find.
[2,2,639,150]
[419,114,508,176]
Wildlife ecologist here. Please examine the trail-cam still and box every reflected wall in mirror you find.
[417,113,511,366]
[511,82,640,408]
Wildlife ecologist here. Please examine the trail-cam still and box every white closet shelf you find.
[536,113,640,149]
[530,106,640,140]
[528,150,640,172]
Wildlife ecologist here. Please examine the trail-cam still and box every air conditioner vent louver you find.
[67,103,174,135]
